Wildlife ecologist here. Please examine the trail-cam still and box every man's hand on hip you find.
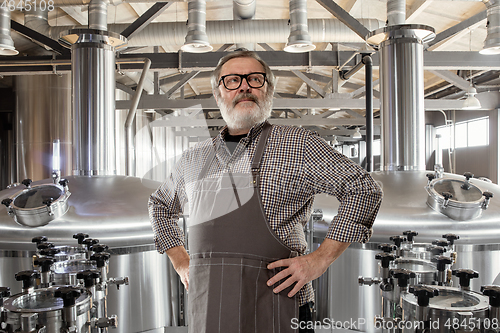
[266,239,351,297]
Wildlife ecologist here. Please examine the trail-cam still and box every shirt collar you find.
[218,120,269,144]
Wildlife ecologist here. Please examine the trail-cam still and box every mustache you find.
[232,93,259,107]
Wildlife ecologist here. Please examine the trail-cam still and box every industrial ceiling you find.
[1,0,499,140]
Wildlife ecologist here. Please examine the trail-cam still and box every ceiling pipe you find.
[480,0,500,55]
[46,19,384,47]
[284,0,315,52]
[0,7,18,55]
[233,0,256,51]
[387,0,406,26]
[364,55,374,172]
[125,58,151,176]
[88,0,108,31]
[181,0,213,53]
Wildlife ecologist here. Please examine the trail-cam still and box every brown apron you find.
[187,123,299,333]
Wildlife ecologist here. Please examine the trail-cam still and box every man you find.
[149,50,383,332]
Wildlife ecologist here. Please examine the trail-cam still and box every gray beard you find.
[219,93,273,133]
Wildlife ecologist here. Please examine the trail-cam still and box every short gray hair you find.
[210,49,276,95]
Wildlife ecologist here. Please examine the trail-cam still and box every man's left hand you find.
[266,239,351,297]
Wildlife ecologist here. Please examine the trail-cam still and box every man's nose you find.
[239,78,251,92]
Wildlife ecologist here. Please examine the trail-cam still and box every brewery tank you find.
[312,170,500,332]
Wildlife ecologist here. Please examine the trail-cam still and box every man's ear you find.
[213,91,219,105]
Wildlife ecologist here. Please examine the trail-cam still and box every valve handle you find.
[59,179,69,187]
[432,240,449,248]
[0,287,10,298]
[431,255,452,272]
[15,270,41,289]
[77,269,101,288]
[1,198,12,207]
[426,173,435,182]
[73,233,89,244]
[403,230,418,242]
[409,285,439,307]
[378,243,397,253]
[427,245,447,256]
[442,192,453,200]
[482,285,500,307]
[42,198,54,207]
[390,268,416,288]
[375,253,396,269]
[443,233,460,245]
[389,235,406,248]
[452,269,479,288]
[21,179,32,188]
[33,257,55,273]
[54,286,82,307]
[483,191,494,199]
[464,172,474,181]
[90,252,111,268]
[31,236,48,245]
[39,248,61,257]
[82,238,99,250]
[90,244,109,253]
[37,242,55,250]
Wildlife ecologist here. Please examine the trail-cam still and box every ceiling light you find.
[0,8,19,56]
[284,0,316,53]
[181,0,213,53]
[462,85,482,110]
[353,128,362,139]
[480,0,500,55]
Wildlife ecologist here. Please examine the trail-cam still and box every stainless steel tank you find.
[0,175,180,333]
[313,170,500,332]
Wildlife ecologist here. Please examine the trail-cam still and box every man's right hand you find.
[166,246,190,291]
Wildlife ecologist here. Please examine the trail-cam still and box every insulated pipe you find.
[364,55,374,172]
[0,7,18,55]
[481,0,500,54]
[88,0,108,31]
[125,58,151,176]
[45,19,383,47]
[233,0,256,20]
[387,0,406,26]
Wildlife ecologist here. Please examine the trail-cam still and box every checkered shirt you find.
[148,121,383,306]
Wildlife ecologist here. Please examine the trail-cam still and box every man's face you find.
[215,57,272,134]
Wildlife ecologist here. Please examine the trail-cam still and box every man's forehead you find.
[220,57,265,75]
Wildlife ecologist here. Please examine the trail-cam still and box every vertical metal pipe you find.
[364,55,374,172]
[387,0,406,26]
[72,37,116,176]
[88,0,107,31]
[0,7,18,55]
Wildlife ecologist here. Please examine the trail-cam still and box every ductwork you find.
[233,0,256,20]
[285,0,315,52]
[480,0,500,55]
[233,0,256,51]
[181,0,213,53]
[88,0,108,31]
[0,7,18,55]
[387,0,406,26]
[367,25,435,171]
[43,18,384,47]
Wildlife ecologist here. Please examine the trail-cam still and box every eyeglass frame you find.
[217,72,267,91]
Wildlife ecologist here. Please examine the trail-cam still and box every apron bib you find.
[187,123,299,333]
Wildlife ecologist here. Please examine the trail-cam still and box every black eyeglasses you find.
[218,72,267,90]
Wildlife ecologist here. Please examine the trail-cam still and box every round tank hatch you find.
[3,182,71,228]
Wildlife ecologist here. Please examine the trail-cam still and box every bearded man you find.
[148,50,383,333]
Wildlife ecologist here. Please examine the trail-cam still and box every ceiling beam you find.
[426,10,487,51]
[429,70,471,91]
[406,0,433,23]
[315,0,371,40]
[10,21,70,56]
[121,2,173,40]
[165,71,200,98]
[291,70,327,97]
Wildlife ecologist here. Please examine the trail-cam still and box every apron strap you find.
[251,121,272,188]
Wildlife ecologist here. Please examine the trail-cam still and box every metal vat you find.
[0,175,179,333]
[313,170,500,332]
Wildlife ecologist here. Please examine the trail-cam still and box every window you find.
[436,117,489,149]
